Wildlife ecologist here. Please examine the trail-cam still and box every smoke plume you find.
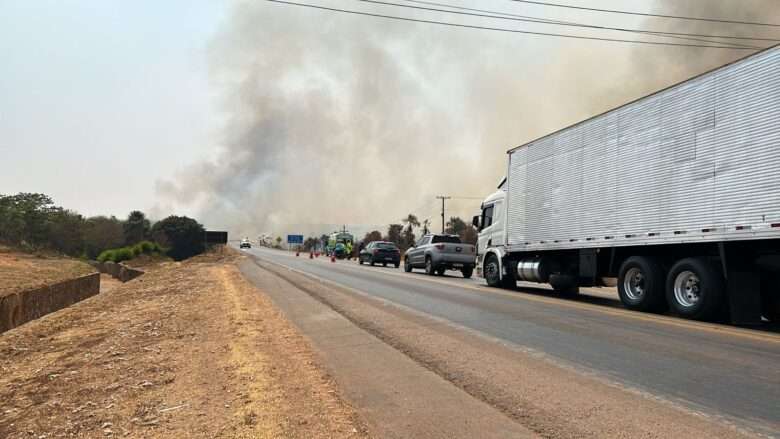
[155,0,779,238]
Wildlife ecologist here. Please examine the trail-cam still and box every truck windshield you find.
[432,235,461,244]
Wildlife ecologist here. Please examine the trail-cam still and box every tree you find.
[401,214,419,249]
[275,236,283,249]
[124,210,150,245]
[0,193,58,248]
[362,230,382,244]
[384,224,403,247]
[151,215,205,261]
[83,216,125,259]
[47,209,85,256]
[421,218,431,236]
[303,237,319,251]
[445,216,478,245]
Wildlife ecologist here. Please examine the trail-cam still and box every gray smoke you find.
[155,0,779,238]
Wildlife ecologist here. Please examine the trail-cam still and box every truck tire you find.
[485,255,514,288]
[425,257,436,276]
[462,265,474,279]
[549,274,579,297]
[618,256,667,312]
[666,258,725,321]
[485,254,502,287]
[404,257,413,272]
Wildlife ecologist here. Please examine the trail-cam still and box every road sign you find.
[287,235,304,244]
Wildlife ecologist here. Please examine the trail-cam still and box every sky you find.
[0,1,227,217]
[1,0,777,238]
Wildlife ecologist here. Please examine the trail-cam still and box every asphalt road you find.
[244,246,780,437]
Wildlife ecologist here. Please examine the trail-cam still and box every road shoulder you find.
[239,258,538,439]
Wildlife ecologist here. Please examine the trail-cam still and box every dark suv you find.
[359,241,401,267]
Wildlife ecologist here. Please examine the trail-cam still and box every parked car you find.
[239,238,251,249]
[404,234,476,277]
[359,241,400,267]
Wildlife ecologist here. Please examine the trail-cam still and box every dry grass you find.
[0,247,95,297]
[0,253,367,439]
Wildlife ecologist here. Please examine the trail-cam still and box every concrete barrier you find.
[89,261,144,282]
[0,272,101,333]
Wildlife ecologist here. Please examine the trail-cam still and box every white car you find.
[239,238,251,249]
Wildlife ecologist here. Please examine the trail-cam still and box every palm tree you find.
[402,214,420,233]
[421,218,431,235]
[401,214,420,248]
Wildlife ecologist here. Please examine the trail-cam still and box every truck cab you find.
[474,179,507,278]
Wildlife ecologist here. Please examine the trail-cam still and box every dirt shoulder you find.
[0,247,95,297]
[0,253,367,438]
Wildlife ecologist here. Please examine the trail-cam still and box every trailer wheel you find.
[666,258,725,321]
[618,256,667,312]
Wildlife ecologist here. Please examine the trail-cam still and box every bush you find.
[96,240,163,263]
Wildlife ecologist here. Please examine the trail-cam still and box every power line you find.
[398,0,779,45]
[507,0,780,28]
[364,0,761,49]
[264,0,759,50]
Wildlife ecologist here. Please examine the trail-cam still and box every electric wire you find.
[362,0,762,49]
[398,0,779,45]
[263,0,760,50]
[507,0,780,28]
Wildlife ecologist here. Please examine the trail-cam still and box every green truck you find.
[327,231,354,259]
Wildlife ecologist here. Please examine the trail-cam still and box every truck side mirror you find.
[472,215,480,229]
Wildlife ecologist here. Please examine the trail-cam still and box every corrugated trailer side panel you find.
[506,46,780,251]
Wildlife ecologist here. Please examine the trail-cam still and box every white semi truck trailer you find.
[474,45,780,323]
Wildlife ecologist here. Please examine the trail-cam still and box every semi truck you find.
[474,45,780,324]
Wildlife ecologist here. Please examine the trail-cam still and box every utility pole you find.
[435,195,451,233]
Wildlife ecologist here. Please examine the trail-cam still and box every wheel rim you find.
[623,267,646,301]
[426,259,432,272]
[486,260,499,283]
[674,270,701,307]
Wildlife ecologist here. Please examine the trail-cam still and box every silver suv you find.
[403,234,476,277]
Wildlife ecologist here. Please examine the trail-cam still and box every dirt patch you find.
[0,255,367,438]
[0,249,95,297]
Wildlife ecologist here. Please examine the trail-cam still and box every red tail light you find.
[435,244,445,250]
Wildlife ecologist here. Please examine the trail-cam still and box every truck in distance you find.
[404,234,476,278]
[474,45,780,323]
